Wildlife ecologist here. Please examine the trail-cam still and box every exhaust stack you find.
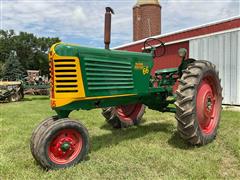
[104,7,114,50]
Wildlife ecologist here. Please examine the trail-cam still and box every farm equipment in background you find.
[23,70,50,95]
[0,71,49,98]
[0,81,24,102]
[23,80,49,95]
[30,7,222,170]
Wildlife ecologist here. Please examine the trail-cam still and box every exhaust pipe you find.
[104,7,114,50]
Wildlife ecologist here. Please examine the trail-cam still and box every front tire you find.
[31,118,90,169]
[30,116,57,163]
[175,60,222,145]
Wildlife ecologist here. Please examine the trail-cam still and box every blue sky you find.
[1,0,239,48]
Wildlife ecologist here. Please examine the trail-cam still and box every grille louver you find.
[85,58,134,91]
[54,59,79,93]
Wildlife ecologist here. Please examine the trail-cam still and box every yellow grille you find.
[54,59,78,93]
[51,56,85,99]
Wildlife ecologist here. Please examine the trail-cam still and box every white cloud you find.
[1,0,239,48]
[72,7,87,22]
[161,0,239,32]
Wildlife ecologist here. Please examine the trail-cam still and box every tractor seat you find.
[155,68,178,76]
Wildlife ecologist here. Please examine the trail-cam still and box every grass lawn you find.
[0,96,240,179]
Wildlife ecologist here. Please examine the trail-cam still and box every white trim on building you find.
[114,16,240,49]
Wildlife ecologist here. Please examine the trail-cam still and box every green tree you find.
[2,51,24,81]
[0,30,16,75]
[0,29,61,78]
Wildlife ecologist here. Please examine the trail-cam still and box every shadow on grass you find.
[0,99,30,104]
[23,98,32,101]
[99,118,147,131]
[91,122,175,152]
[24,96,49,101]
[168,131,195,150]
[94,121,195,152]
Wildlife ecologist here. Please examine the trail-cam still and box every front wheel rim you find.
[48,129,83,164]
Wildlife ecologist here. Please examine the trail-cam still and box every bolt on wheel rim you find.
[48,129,82,164]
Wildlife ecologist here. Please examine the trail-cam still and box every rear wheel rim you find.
[48,129,82,164]
[116,104,143,124]
[196,74,220,134]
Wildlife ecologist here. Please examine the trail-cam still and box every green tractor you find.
[30,7,222,169]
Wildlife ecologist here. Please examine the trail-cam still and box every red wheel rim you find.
[48,129,82,164]
[116,104,143,124]
[196,74,221,134]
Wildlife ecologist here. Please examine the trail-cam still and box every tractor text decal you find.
[135,63,144,70]
[135,63,149,75]
[143,67,149,75]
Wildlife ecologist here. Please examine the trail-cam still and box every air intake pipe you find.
[104,7,114,50]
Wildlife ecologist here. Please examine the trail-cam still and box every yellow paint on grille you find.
[51,94,136,108]
[49,43,86,107]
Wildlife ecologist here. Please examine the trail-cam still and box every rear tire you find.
[175,60,222,145]
[102,104,145,129]
[102,107,122,128]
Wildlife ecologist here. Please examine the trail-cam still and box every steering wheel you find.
[143,38,166,58]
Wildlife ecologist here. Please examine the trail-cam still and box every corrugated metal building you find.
[115,16,240,105]
[190,30,240,105]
